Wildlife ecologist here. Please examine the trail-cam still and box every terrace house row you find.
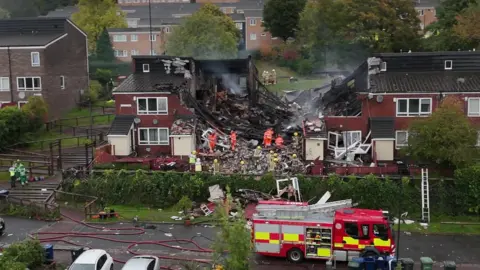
[323,51,480,165]
[0,18,88,119]
[107,55,257,157]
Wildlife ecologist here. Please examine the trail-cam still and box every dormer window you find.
[143,64,150,73]
[444,60,453,70]
[380,62,387,71]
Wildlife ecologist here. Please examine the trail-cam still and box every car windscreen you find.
[69,263,96,270]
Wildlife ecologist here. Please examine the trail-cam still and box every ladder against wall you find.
[421,168,430,223]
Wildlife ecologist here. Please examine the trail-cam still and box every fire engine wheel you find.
[287,248,304,263]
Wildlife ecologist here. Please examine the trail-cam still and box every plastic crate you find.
[420,257,433,270]
[444,261,456,270]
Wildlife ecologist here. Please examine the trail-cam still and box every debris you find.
[208,185,224,202]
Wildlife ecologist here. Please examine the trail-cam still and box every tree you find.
[453,3,480,48]
[166,4,240,59]
[405,98,478,169]
[263,0,307,41]
[22,96,48,127]
[95,29,115,62]
[0,7,10,18]
[72,0,127,52]
[212,187,252,270]
[0,0,38,17]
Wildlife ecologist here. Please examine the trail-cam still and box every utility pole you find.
[148,0,153,55]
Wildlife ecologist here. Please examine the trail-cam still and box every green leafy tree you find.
[72,0,127,52]
[454,165,480,214]
[0,7,11,18]
[95,29,115,62]
[453,3,480,48]
[22,96,49,127]
[263,0,307,41]
[0,0,38,17]
[166,3,240,59]
[405,98,478,169]
[212,187,252,270]
[1,240,45,269]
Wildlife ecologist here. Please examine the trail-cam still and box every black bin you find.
[71,247,86,263]
[444,261,456,270]
[401,258,415,270]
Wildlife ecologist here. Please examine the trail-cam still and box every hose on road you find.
[30,213,214,269]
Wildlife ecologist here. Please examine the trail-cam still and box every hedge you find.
[0,240,45,270]
[65,169,480,218]
[89,60,131,77]
[0,105,43,150]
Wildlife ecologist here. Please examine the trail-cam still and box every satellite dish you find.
[376,95,384,103]
[153,119,158,124]
[18,92,25,99]
[146,148,151,152]
[134,118,141,124]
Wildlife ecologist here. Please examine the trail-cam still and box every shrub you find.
[93,162,151,170]
[21,96,48,127]
[297,59,314,76]
[85,80,102,103]
[0,106,37,149]
[0,240,45,269]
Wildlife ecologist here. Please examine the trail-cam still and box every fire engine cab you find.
[251,199,395,262]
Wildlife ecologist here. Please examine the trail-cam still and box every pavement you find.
[1,216,480,269]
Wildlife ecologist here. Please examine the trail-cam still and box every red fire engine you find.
[251,200,395,262]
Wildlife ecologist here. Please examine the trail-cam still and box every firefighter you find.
[275,135,284,147]
[230,130,237,151]
[14,160,20,185]
[195,158,202,172]
[253,145,262,158]
[8,165,16,188]
[208,132,217,153]
[213,159,220,175]
[268,157,277,172]
[240,160,247,174]
[272,69,277,84]
[18,163,27,186]
[263,128,273,147]
[293,132,300,148]
[266,150,274,163]
[189,151,197,172]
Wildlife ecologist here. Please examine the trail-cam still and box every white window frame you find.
[468,98,480,116]
[138,127,170,145]
[418,9,424,16]
[250,33,257,40]
[143,64,150,73]
[237,9,244,13]
[396,98,432,117]
[113,35,127,42]
[114,50,128,58]
[150,50,156,56]
[249,19,256,26]
[130,34,138,42]
[150,34,156,41]
[445,60,453,70]
[60,75,65,90]
[395,130,409,149]
[17,77,42,91]
[235,23,243,30]
[137,97,168,115]
[380,62,387,71]
[17,101,28,109]
[31,52,40,67]
[131,49,138,56]
[164,27,171,33]
[0,77,9,91]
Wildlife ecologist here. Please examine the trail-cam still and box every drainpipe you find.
[7,46,14,103]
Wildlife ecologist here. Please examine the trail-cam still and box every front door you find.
[342,222,360,250]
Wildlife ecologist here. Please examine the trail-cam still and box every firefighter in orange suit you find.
[263,128,273,147]
[208,132,217,153]
[230,130,237,151]
[275,135,284,147]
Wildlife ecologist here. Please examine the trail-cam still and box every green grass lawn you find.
[25,130,91,151]
[255,60,328,91]
[0,172,10,183]
[59,107,114,127]
[401,216,480,235]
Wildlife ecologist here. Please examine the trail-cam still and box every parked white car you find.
[122,255,160,270]
[69,249,114,270]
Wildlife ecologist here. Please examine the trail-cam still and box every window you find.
[165,27,170,33]
[249,19,256,26]
[114,50,128,57]
[96,254,107,270]
[396,98,431,116]
[380,61,387,71]
[137,97,168,115]
[344,222,359,238]
[31,52,40,67]
[373,224,389,240]
[250,33,257,40]
[395,130,408,148]
[468,98,480,116]
[150,50,157,56]
[143,64,150,73]
[417,9,424,16]
[17,77,41,91]
[131,49,139,56]
[131,34,138,41]
[139,128,169,145]
[0,77,9,91]
[17,101,28,109]
[445,60,453,70]
[361,224,370,238]
[237,9,244,13]
[147,261,155,270]
[150,34,156,41]
[113,35,127,42]
[235,23,243,30]
[60,76,65,89]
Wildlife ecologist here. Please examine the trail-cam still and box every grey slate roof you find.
[108,27,165,33]
[113,73,189,93]
[109,115,135,136]
[0,18,67,46]
[244,10,263,18]
[229,13,245,21]
[138,18,183,26]
[369,117,395,139]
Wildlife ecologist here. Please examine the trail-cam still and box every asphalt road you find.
[2,217,480,269]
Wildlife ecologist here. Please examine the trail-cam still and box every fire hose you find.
[29,213,215,269]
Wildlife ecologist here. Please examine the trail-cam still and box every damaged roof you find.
[303,118,327,138]
[108,115,135,136]
[369,117,394,139]
[113,73,189,93]
[171,114,196,135]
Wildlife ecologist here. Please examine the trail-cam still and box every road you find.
[2,217,480,269]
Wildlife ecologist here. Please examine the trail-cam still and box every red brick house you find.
[324,51,480,164]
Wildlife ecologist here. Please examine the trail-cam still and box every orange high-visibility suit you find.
[263,128,273,147]
[208,133,217,152]
[230,131,237,150]
[275,135,284,147]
